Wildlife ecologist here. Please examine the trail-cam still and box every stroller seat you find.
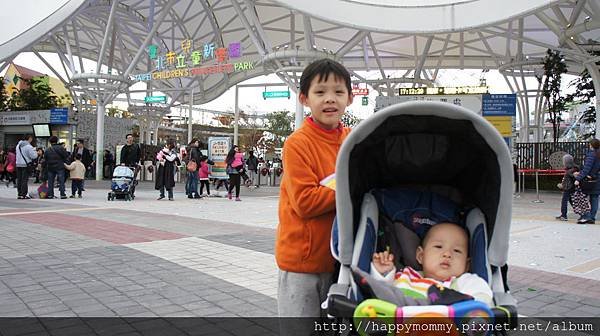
[339,187,491,295]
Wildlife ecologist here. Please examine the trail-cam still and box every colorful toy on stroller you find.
[326,101,517,335]
[108,166,136,201]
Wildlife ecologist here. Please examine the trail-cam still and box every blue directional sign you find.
[262,91,290,99]
[50,107,69,124]
[482,94,517,116]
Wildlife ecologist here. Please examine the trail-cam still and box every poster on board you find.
[208,137,231,179]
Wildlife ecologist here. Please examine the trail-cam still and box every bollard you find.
[515,169,521,198]
[520,171,525,194]
[532,170,544,203]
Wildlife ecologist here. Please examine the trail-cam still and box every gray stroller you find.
[327,101,517,333]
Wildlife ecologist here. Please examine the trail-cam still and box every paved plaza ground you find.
[0,179,599,334]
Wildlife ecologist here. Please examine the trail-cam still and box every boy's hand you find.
[372,251,395,275]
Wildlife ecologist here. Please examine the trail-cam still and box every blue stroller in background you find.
[108,166,136,201]
[326,101,518,334]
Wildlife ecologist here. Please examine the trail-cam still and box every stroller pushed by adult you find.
[326,102,517,334]
[108,165,137,201]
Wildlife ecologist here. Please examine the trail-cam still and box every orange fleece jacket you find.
[276,118,350,273]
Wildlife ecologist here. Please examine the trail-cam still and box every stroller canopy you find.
[113,166,134,178]
[335,101,513,268]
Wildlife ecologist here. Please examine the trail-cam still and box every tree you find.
[264,110,294,148]
[565,51,599,140]
[0,77,8,111]
[10,77,58,110]
[541,49,568,143]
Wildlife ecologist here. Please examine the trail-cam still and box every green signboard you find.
[262,91,290,99]
[362,97,369,106]
[144,95,167,103]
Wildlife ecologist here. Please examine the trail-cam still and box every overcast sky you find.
[0,1,70,45]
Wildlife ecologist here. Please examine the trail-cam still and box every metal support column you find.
[234,85,239,145]
[295,91,304,130]
[95,103,105,181]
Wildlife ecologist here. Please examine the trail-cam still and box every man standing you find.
[45,136,69,199]
[15,135,38,199]
[120,134,141,167]
[120,133,141,196]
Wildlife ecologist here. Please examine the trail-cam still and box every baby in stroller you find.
[371,222,492,306]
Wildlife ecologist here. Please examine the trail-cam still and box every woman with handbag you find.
[575,139,600,224]
[15,135,38,199]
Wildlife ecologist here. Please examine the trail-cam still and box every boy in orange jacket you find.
[276,59,353,331]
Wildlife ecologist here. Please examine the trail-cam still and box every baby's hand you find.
[372,251,395,275]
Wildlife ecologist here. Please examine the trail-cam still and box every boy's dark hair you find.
[75,153,82,160]
[299,59,352,97]
[49,136,59,144]
[125,133,133,139]
[77,139,84,145]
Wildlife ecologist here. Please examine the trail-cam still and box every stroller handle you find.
[327,294,518,334]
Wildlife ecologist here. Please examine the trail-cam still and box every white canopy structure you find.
[1,0,599,179]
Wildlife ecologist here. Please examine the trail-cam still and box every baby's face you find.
[416,223,469,281]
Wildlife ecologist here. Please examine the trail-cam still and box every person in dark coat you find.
[246,150,259,187]
[155,140,179,201]
[575,138,600,224]
[44,136,69,199]
[103,150,115,179]
[555,154,578,221]
[120,134,141,166]
[185,138,202,198]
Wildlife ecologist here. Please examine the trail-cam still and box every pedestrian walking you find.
[5,146,17,188]
[575,138,600,224]
[555,154,578,221]
[246,150,259,187]
[225,145,244,201]
[185,138,202,199]
[71,139,92,188]
[15,135,38,199]
[44,136,69,199]
[155,140,179,201]
[65,153,86,198]
[198,155,212,197]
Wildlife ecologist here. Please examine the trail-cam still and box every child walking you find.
[198,156,212,197]
[65,153,86,198]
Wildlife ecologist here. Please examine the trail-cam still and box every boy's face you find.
[416,223,469,281]
[299,74,353,130]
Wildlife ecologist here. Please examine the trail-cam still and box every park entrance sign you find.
[131,39,255,82]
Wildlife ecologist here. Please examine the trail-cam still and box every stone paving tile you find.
[125,237,277,299]
[0,220,110,259]
[201,233,275,254]
[11,212,187,244]
[74,208,277,241]
[0,245,276,318]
